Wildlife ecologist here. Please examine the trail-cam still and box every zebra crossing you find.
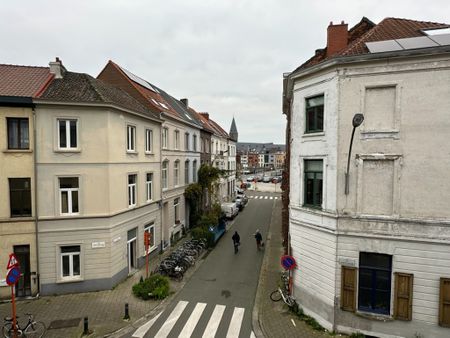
[247,195,279,200]
[132,300,252,338]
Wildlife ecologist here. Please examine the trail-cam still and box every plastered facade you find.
[289,54,450,337]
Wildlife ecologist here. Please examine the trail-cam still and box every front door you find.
[127,228,137,274]
[14,245,31,297]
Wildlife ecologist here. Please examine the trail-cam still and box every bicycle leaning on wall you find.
[270,271,296,307]
[2,313,45,338]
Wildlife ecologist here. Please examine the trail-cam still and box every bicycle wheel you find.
[24,321,46,338]
[1,323,15,338]
[270,290,282,302]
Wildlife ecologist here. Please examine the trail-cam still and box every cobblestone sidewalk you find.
[253,199,339,338]
[0,240,199,338]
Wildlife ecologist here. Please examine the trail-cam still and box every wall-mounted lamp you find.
[345,113,364,195]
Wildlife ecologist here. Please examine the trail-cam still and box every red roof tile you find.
[295,17,449,72]
[0,64,53,97]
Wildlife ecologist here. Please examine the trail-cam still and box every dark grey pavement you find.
[126,191,275,338]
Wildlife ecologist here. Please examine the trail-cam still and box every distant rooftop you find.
[237,142,285,154]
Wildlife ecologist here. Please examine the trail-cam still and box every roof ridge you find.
[382,17,449,27]
[0,63,49,69]
[83,72,107,102]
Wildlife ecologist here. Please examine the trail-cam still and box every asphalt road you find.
[130,191,276,338]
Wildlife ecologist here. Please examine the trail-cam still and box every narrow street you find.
[128,191,277,338]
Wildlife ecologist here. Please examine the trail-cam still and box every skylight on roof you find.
[423,28,450,36]
[160,103,169,109]
[184,113,193,120]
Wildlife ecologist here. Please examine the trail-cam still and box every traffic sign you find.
[281,255,297,270]
[6,267,21,286]
[7,253,19,270]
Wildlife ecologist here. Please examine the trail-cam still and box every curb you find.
[251,199,278,338]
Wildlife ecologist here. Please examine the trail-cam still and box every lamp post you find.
[345,113,364,195]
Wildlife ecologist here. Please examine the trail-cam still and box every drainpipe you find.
[32,107,40,295]
[159,112,164,253]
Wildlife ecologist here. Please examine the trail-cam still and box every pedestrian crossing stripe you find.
[248,195,278,200]
[133,301,251,338]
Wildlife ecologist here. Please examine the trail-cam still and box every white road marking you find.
[202,304,226,338]
[250,331,256,338]
[270,196,273,200]
[155,300,188,338]
[132,312,162,338]
[291,318,297,327]
[259,196,263,199]
[264,196,268,199]
[179,302,207,338]
[274,197,278,200]
[226,307,245,338]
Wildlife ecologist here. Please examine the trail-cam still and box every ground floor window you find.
[358,252,392,315]
[144,222,156,253]
[60,245,81,279]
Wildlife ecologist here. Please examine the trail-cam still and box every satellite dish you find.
[352,114,364,128]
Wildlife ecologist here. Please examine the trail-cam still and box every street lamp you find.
[345,113,364,195]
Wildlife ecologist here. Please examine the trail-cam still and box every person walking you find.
[254,229,263,251]
[232,231,240,254]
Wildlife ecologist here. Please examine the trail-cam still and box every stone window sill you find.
[3,149,33,153]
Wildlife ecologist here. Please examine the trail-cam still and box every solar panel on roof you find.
[429,33,450,46]
[423,28,450,36]
[396,36,439,49]
[120,66,157,93]
[366,40,403,53]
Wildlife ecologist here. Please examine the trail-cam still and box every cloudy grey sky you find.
[1,0,448,143]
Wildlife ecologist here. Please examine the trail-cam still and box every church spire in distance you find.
[229,117,238,142]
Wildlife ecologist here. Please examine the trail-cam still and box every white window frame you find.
[145,129,153,153]
[144,223,157,254]
[185,133,190,151]
[192,160,197,183]
[146,173,153,202]
[162,161,168,189]
[59,177,79,215]
[174,160,180,186]
[185,160,190,185]
[128,174,137,207]
[174,198,180,224]
[127,125,136,152]
[57,119,78,150]
[193,134,197,151]
[60,245,81,280]
[174,130,180,150]
[162,128,168,149]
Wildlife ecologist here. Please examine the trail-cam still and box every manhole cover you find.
[48,318,81,329]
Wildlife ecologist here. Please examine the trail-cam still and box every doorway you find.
[14,245,31,297]
[127,228,137,274]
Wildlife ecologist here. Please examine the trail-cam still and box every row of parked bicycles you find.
[153,238,208,281]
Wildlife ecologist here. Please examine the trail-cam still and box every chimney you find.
[200,112,209,120]
[49,57,66,79]
[180,98,189,107]
[327,21,348,57]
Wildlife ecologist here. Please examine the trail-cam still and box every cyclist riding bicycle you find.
[232,231,240,254]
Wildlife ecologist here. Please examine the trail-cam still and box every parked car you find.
[262,176,272,183]
[221,202,239,219]
[235,187,244,194]
[255,175,263,182]
[235,195,248,210]
[243,169,251,174]
[273,176,283,183]
[246,175,255,182]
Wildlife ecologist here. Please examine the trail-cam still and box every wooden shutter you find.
[439,278,450,327]
[393,272,413,321]
[341,266,357,312]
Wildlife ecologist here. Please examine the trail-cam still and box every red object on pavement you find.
[6,253,19,270]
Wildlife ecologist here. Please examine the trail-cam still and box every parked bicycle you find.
[2,313,45,338]
[270,271,296,307]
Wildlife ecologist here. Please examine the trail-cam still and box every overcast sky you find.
[1,1,448,144]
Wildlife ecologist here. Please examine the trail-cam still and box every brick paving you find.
[0,240,200,338]
[253,199,340,338]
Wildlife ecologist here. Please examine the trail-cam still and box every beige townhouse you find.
[97,61,203,245]
[34,59,162,295]
[0,65,52,299]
